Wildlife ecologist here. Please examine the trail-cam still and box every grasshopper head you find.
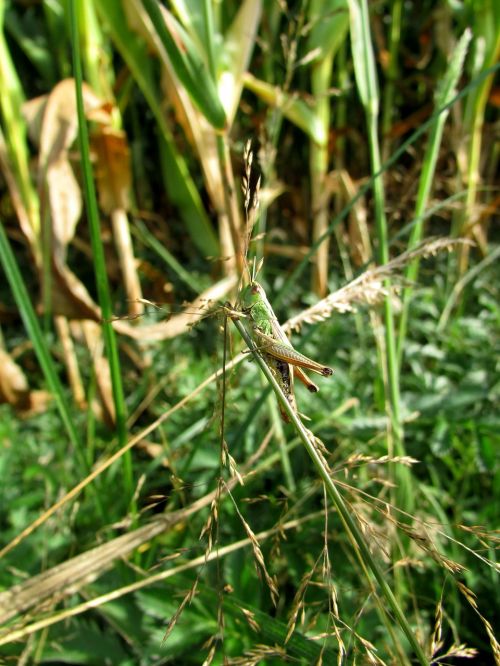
[240,281,264,313]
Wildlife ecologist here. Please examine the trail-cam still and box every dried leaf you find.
[35,79,109,252]
[92,128,131,213]
[49,256,101,321]
[114,275,237,341]
[0,348,30,409]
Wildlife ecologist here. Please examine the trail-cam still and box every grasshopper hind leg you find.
[294,366,319,393]
[267,355,297,423]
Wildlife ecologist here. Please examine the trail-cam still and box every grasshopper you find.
[239,280,333,422]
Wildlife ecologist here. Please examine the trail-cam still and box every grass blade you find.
[69,0,132,498]
[230,314,429,666]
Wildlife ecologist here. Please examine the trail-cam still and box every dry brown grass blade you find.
[0,476,238,627]
[113,274,238,341]
[54,316,86,408]
[0,513,178,625]
[285,238,473,331]
[0,513,323,647]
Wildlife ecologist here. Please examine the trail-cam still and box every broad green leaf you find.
[307,0,349,62]
[219,0,263,124]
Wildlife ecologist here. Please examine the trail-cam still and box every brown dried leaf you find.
[0,348,30,409]
[0,350,51,415]
[92,128,131,214]
[82,320,115,427]
[46,156,82,253]
[35,79,110,252]
[113,275,238,341]
[22,80,111,321]
[49,256,101,321]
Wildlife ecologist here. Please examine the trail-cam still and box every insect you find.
[237,280,333,422]
[111,268,332,423]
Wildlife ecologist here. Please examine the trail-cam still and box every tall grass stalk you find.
[275,60,499,309]
[308,0,349,296]
[453,1,500,273]
[231,315,428,665]
[69,0,132,500]
[381,0,403,161]
[348,0,411,515]
[397,30,472,364]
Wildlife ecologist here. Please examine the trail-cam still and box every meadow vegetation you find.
[0,0,498,663]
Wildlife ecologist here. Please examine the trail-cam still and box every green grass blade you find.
[230,315,429,666]
[0,3,40,254]
[133,219,202,293]
[397,30,472,363]
[69,0,132,498]
[141,0,226,129]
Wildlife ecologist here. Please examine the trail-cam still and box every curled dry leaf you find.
[0,348,30,409]
[22,79,112,320]
[91,127,131,214]
[113,274,238,341]
[0,349,51,415]
[24,79,109,254]
[23,79,110,321]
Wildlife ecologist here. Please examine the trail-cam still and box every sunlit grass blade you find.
[141,0,226,130]
[397,29,472,362]
[452,0,500,273]
[230,314,428,666]
[0,3,40,256]
[69,0,132,499]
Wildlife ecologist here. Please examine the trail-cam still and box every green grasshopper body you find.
[240,281,333,421]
